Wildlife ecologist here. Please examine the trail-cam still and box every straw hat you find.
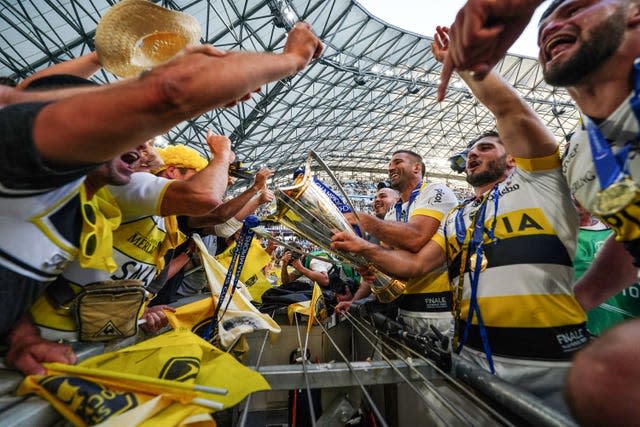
[95,0,201,78]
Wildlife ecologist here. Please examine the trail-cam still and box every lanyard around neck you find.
[585,60,640,190]
[395,181,423,222]
[451,185,500,374]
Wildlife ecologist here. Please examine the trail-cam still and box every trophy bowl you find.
[267,152,405,303]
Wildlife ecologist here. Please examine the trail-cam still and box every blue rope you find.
[202,215,260,341]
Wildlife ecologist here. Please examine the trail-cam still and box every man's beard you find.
[390,178,403,191]
[466,155,508,188]
[543,8,625,87]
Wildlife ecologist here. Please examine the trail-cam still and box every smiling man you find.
[18,134,234,375]
[536,0,640,297]
[373,187,400,219]
[341,150,458,336]
[435,2,640,420]
[537,1,640,423]
[332,27,589,412]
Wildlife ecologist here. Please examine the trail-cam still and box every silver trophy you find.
[265,151,405,303]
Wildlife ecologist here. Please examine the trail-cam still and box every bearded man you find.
[332,27,588,413]
[436,1,640,422]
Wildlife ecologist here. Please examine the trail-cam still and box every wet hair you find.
[466,130,502,149]
[22,74,97,91]
[392,149,426,178]
[539,0,568,24]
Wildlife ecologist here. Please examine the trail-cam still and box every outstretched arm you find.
[187,168,275,227]
[438,0,542,101]
[433,26,556,159]
[17,51,102,89]
[291,259,330,286]
[31,23,323,167]
[349,212,440,253]
[331,231,446,279]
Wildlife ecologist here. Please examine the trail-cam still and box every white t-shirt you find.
[62,172,172,288]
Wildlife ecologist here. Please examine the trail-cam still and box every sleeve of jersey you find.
[432,226,447,252]
[0,102,98,191]
[409,184,459,222]
[309,258,331,274]
[107,172,172,219]
[513,147,561,172]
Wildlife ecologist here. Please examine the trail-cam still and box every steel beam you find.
[254,359,438,390]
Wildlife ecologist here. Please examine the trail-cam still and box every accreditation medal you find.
[469,251,488,272]
[593,177,639,216]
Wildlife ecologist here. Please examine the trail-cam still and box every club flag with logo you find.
[216,238,273,302]
[170,235,280,348]
[287,283,327,330]
[242,270,273,304]
[165,296,216,336]
[18,330,270,427]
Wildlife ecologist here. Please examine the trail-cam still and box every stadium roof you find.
[0,0,579,186]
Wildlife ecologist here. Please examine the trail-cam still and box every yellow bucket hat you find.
[154,144,208,173]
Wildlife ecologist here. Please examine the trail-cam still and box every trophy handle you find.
[370,273,406,303]
[262,155,312,223]
[250,226,343,267]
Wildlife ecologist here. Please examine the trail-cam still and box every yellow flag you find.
[172,235,280,348]
[164,297,215,336]
[216,239,272,290]
[18,331,269,427]
[244,270,273,304]
[287,283,327,331]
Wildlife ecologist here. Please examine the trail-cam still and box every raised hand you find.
[206,130,235,165]
[284,22,324,71]
[431,26,451,64]
[438,0,541,101]
[252,167,275,190]
[259,188,275,204]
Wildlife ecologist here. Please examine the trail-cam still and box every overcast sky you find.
[358,0,552,58]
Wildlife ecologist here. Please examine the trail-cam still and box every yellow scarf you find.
[77,185,122,272]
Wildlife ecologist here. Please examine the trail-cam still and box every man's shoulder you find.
[109,172,171,199]
[0,102,96,192]
[108,173,172,219]
[414,181,458,211]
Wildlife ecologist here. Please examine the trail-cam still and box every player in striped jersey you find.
[331,26,587,413]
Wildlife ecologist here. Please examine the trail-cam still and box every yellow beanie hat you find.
[155,144,208,173]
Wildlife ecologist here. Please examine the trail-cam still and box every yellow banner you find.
[196,236,281,346]
[216,239,272,287]
[18,331,269,426]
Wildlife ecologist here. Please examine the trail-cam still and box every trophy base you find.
[371,279,406,303]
